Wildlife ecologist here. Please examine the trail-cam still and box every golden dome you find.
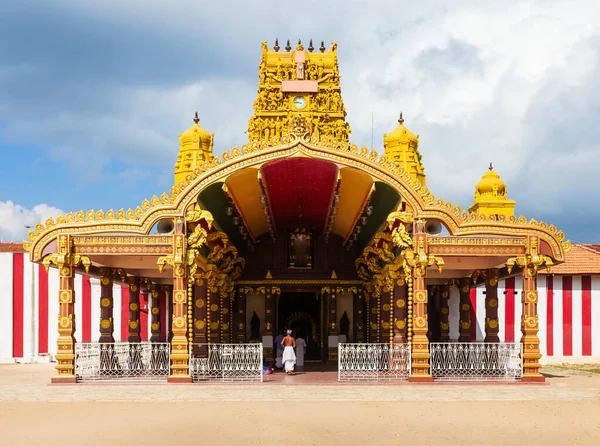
[383,112,419,148]
[383,112,425,186]
[179,112,213,152]
[174,112,214,186]
[475,163,507,197]
[469,163,515,217]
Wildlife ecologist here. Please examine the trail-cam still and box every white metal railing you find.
[430,342,523,381]
[74,342,170,382]
[189,343,263,382]
[338,343,411,382]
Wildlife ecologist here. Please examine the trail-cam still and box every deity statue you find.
[340,311,350,337]
[250,311,260,341]
[296,61,305,80]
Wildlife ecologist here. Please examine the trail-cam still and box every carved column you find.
[352,287,365,342]
[514,236,548,382]
[236,286,247,343]
[458,278,472,342]
[365,286,371,342]
[168,225,191,382]
[192,279,207,356]
[328,287,340,361]
[208,284,220,345]
[264,287,275,359]
[98,269,115,343]
[50,234,81,383]
[127,277,141,342]
[149,285,161,342]
[329,287,338,336]
[409,230,434,382]
[220,286,231,343]
[439,283,451,341]
[484,269,500,342]
[368,286,380,343]
[381,288,392,343]
[393,278,408,343]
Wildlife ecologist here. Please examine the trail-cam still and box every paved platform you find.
[1,363,599,402]
[1,364,600,445]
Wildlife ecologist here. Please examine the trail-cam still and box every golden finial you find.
[489,162,493,171]
[308,39,314,52]
[274,38,280,52]
[285,39,291,51]
[398,111,404,125]
[298,38,302,46]
[193,111,199,124]
[320,40,326,52]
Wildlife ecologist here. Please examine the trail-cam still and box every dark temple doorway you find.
[277,292,322,362]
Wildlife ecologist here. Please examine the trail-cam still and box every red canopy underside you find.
[260,158,338,231]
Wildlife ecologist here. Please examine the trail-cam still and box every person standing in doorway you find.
[295,333,306,371]
[274,330,284,370]
[281,330,297,375]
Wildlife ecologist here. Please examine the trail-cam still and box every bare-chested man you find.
[281,330,297,375]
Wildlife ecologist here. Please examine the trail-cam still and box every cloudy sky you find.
[0,0,599,243]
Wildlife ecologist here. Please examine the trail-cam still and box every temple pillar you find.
[439,283,451,341]
[98,269,115,343]
[458,278,472,342]
[51,234,79,383]
[127,277,141,342]
[352,287,365,342]
[409,229,433,382]
[262,287,273,358]
[149,285,161,342]
[168,226,191,382]
[207,285,220,345]
[368,286,380,343]
[328,287,339,361]
[484,269,500,342]
[381,288,392,344]
[519,236,546,382]
[393,279,407,344]
[236,286,247,343]
[192,279,207,356]
[220,287,231,343]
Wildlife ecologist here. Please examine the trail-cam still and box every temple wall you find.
[0,252,167,363]
[2,248,600,364]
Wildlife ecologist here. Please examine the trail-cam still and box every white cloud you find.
[0,201,64,242]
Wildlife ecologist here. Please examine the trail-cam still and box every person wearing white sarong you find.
[281,330,296,375]
[295,335,306,369]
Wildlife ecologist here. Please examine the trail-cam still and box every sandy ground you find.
[1,364,599,445]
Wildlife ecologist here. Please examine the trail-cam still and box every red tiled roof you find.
[541,244,600,275]
[0,242,26,253]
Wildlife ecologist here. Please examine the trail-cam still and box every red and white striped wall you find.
[0,252,169,363]
[449,276,600,364]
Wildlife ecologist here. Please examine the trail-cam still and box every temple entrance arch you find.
[276,292,324,362]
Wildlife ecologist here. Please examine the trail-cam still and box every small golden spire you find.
[193,111,199,124]
[320,40,326,52]
[285,39,291,51]
[489,162,493,171]
[308,39,314,52]
[274,38,280,52]
[398,111,404,125]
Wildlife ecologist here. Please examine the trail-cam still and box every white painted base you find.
[262,335,273,348]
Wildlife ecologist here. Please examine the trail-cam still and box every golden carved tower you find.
[174,112,214,185]
[247,39,351,141]
[468,163,516,217]
[383,113,426,186]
